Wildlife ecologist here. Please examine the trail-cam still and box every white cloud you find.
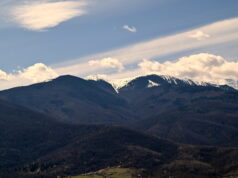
[0,70,9,80]
[10,1,87,31]
[189,31,210,40]
[19,63,59,83]
[0,63,58,90]
[86,74,109,81]
[88,58,124,71]
[138,53,238,84]
[123,25,137,32]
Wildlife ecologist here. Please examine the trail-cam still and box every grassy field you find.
[70,167,138,178]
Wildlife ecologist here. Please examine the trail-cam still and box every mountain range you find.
[0,74,238,177]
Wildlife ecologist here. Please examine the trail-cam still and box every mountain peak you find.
[53,75,84,82]
[117,74,199,91]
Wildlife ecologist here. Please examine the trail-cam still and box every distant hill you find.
[11,127,238,178]
[0,99,67,170]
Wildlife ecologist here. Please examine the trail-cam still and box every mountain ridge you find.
[0,74,238,147]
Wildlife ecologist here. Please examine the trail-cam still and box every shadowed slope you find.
[0,75,134,125]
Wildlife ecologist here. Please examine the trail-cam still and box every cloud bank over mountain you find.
[1,53,238,90]
[139,53,238,85]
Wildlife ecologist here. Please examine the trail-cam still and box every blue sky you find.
[1,0,238,89]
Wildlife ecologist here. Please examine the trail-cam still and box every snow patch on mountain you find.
[86,74,137,92]
[147,80,160,88]
[111,77,137,91]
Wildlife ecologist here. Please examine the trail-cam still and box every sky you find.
[1,0,238,89]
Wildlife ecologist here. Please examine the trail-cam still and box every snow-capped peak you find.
[86,74,238,92]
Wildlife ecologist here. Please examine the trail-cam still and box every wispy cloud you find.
[10,1,87,31]
[123,25,137,32]
[189,31,210,40]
